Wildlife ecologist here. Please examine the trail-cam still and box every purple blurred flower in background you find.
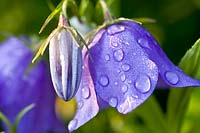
[68,20,200,132]
[0,38,65,133]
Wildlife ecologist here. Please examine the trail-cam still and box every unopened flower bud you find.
[49,14,83,101]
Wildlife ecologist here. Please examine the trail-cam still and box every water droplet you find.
[99,75,109,87]
[137,38,149,49]
[105,54,110,61]
[117,96,136,114]
[109,97,118,107]
[68,119,78,131]
[135,74,151,93]
[165,71,179,85]
[111,42,119,47]
[132,94,138,99]
[127,79,132,84]
[117,69,121,73]
[120,74,126,82]
[81,87,90,99]
[121,64,130,72]
[107,25,125,35]
[113,49,124,62]
[77,100,84,109]
[122,84,128,93]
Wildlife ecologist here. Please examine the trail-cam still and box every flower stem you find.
[99,0,113,22]
[62,0,68,19]
[0,112,13,133]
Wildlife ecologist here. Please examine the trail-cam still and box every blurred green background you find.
[0,0,200,132]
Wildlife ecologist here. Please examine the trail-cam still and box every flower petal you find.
[68,55,99,132]
[88,23,159,114]
[0,38,65,132]
[0,37,32,78]
[122,21,200,88]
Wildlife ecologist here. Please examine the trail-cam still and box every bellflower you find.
[68,19,200,132]
[0,38,65,133]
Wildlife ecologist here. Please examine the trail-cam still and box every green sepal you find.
[85,18,141,46]
[32,26,62,63]
[64,26,87,49]
[39,0,63,34]
[32,23,87,63]
[131,17,156,24]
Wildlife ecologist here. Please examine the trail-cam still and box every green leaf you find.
[179,39,200,76]
[166,38,200,133]
[134,95,168,133]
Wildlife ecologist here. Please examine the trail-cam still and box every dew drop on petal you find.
[107,25,125,35]
[113,49,124,62]
[117,96,136,114]
[109,97,118,107]
[117,69,121,73]
[111,42,119,47]
[132,94,138,99]
[120,74,126,82]
[99,75,109,87]
[122,84,128,93]
[121,64,130,72]
[68,119,78,131]
[77,100,84,109]
[127,79,132,84]
[135,74,151,93]
[137,38,149,49]
[165,71,179,85]
[105,54,110,61]
[81,87,90,99]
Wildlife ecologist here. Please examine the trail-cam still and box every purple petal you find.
[0,38,65,132]
[68,55,99,132]
[0,37,32,79]
[88,23,159,114]
[121,21,200,88]
[18,62,65,132]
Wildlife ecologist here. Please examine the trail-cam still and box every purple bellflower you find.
[0,38,65,133]
[68,19,200,132]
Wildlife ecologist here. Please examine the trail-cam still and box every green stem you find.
[62,0,68,19]
[0,111,12,133]
[99,0,113,22]
[13,104,35,132]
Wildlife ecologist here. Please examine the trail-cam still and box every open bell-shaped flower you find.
[68,19,200,132]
